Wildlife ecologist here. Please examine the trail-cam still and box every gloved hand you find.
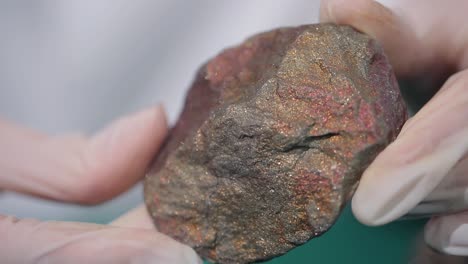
[320,0,468,255]
[0,106,201,264]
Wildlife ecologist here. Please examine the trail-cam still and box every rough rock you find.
[144,23,407,263]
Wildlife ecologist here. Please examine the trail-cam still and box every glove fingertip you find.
[425,213,468,256]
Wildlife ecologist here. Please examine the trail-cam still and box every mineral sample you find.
[144,23,406,263]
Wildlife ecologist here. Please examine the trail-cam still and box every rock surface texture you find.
[144,24,407,263]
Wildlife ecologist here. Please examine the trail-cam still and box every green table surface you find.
[205,205,426,264]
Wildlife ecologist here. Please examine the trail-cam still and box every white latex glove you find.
[0,106,201,264]
[321,0,468,256]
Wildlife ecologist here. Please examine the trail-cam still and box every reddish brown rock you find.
[144,24,406,263]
